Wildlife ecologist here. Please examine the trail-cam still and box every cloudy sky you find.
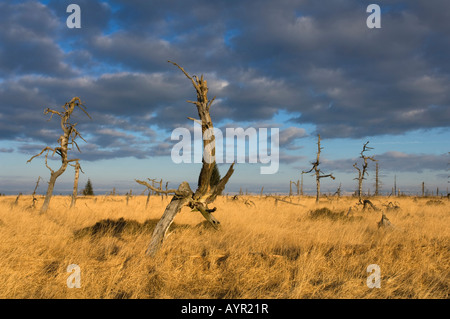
[0,0,449,195]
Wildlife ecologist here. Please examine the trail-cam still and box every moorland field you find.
[0,194,448,299]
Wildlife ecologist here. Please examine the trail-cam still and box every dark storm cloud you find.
[0,0,449,162]
[0,1,75,77]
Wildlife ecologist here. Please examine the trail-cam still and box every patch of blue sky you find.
[224,28,241,49]
[380,3,409,14]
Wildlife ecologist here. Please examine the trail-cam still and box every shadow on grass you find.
[73,217,191,239]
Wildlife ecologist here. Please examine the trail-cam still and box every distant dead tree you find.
[136,61,235,257]
[27,97,91,213]
[353,141,376,203]
[374,162,380,196]
[290,180,300,197]
[30,176,42,208]
[13,193,22,207]
[70,161,83,208]
[394,175,397,197]
[303,134,335,203]
[333,183,342,197]
[300,173,304,196]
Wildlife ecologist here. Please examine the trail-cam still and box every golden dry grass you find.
[0,194,448,299]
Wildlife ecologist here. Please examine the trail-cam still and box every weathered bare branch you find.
[27,147,55,164]
[187,117,202,126]
[135,179,178,194]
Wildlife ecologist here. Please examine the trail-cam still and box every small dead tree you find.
[303,134,335,203]
[353,141,376,203]
[70,161,83,208]
[333,183,342,197]
[31,176,42,208]
[290,180,300,197]
[300,173,304,196]
[136,61,235,257]
[27,97,91,213]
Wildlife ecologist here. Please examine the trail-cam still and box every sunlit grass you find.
[0,194,448,298]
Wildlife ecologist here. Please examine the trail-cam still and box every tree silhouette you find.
[83,178,94,196]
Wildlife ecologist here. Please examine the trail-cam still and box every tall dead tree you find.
[70,161,83,208]
[374,162,380,196]
[136,62,235,257]
[303,134,335,203]
[27,97,91,213]
[353,141,376,203]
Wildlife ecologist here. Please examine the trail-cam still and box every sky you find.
[0,0,449,196]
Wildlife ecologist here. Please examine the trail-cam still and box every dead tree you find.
[374,162,380,196]
[27,97,91,213]
[290,180,300,197]
[126,189,132,206]
[13,193,22,207]
[70,161,83,208]
[303,134,335,203]
[300,173,304,196]
[30,176,42,208]
[136,61,235,257]
[353,141,376,203]
[333,183,342,197]
[394,175,397,196]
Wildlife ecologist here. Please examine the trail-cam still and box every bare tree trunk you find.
[41,168,65,213]
[145,189,151,209]
[358,174,363,202]
[300,174,303,196]
[315,175,320,203]
[31,176,41,208]
[394,175,397,197]
[146,182,193,257]
[70,161,81,208]
[375,162,380,196]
